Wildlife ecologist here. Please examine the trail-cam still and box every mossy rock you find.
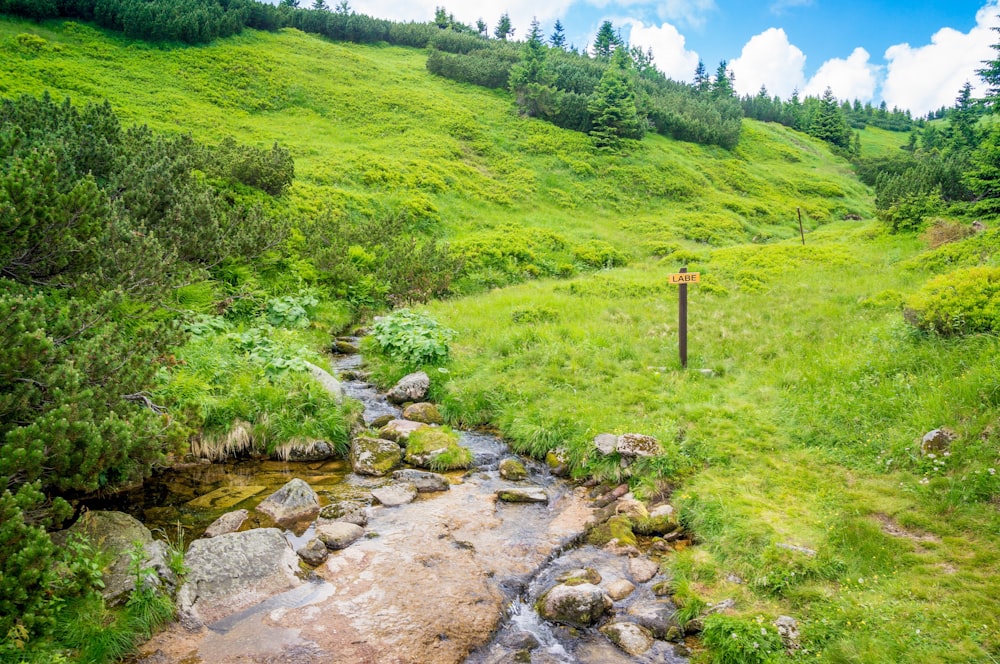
[406,427,472,471]
[402,402,444,425]
[350,435,403,476]
[587,515,637,548]
[633,514,680,537]
[499,457,528,480]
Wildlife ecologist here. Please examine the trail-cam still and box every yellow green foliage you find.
[904,266,1000,335]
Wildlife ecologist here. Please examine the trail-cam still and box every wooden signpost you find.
[669,266,700,368]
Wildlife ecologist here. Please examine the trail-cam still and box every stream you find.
[117,346,688,663]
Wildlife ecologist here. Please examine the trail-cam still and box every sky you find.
[342,0,1000,116]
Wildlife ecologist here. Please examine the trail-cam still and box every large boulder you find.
[177,528,301,627]
[402,402,444,424]
[616,433,663,457]
[305,361,343,401]
[601,622,654,655]
[537,583,612,628]
[386,371,430,404]
[316,522,365,550]
[55,510,161,605]
[391,469,450,493]
[378,419,428,443]
[203,509,248,538]
[256,478,320,524]
[350,435,403,476]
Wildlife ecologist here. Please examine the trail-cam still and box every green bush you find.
[572,240,629,268]
[370,309,456,367]
[701,614,783,664]
[903,266,1000,335]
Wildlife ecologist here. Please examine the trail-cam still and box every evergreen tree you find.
[966,126,1000,213]
[476,18,487,35]
[587,49,644,147]
[493,12,513,40]
[951,81,978,149]
[334,1,350,13]
[977,24,1000,106]
[711,60,734,98]
[311,0,329,11]
[434,6,449,29]
[809,87,851,148]
[592,20,620,59]
[549,19,566,49]
[693,60,710,93]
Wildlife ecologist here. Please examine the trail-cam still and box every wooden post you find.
[679,266,688,369]
[797,207,805,245]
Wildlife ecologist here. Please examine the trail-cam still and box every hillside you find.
[2,15,999,664]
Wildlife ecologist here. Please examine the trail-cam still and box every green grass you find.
[858,125,912,157]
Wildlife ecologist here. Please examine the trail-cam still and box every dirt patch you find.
[873,513,941,544]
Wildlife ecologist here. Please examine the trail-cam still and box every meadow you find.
[2,15,998,663]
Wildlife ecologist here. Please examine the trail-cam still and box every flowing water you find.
[120,347,686,663]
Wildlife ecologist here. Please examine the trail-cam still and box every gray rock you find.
[649,503,675,519]
[369,414,395,429]
[350,435,403,476]
[499,458,528,481]
[402,402,444,424]
[177,528,300,627]
[332,338,360,354]
[615,496,649,520]
[316,522,365,550]
[698,368,716,378]
[498,630,540,651]
[545,448,570,476]
[55,510,155,605]
[616,433,663,457]
[627,600,680,640]
[386,371,430,404]
[378,419,428,443]
[203,509,248,538]
[305,361,343,401]
[538,583,612,627]
[319,501,369,526]
[600,622,654,655]
[557,568,602,585]
[497,487,548,503]
[921,428,955,456]
[143,539,178,594]
[297,538,329,565]
[593,433,618,456]
[605,579,636,601]
[775,615,801,652]
[256,478,320,524]
[708,598,736,614]
[372,482,418,506]
[392,469,450,493]
[776,542,817,557]
[628,557,660,583]
[273,438,337,462]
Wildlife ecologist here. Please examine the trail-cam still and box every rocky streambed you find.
[81,340,694,663]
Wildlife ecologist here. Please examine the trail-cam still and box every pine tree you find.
[311,0,328,11]
[977,24,1000,107]
[809,87,851,148]
[951,81,978,149]
[549,19,566,49]
[434,6,449,29]
[711,60,734,98]
[592,20,620,59]
[588,49,644,147]
[476,18,487,35]
[510,18,555,117]
[493,12,513,40]
[693,60,709,93]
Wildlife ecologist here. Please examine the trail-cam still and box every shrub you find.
[701,614,783,664]
[370,309,456,367]
[572,240,629,268]
[903,267,1000,335]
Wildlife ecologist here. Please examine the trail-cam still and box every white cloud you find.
[625,20,700,81]
[586,0,715,29]
[729,28,806,99]
[803,47,878,102]
[351,0,572,38]
[882,1,1000,115]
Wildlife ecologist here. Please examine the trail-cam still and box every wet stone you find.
[203,509,248,538]
[187,486,267,510]
[600,622,654,656]
[378,419,428,443]
[628,557,660,583]
[605,578,636,601]
[318,500,368,527]
[372,482,418,506]
[392,469,450,493]
[297,538,329,565]
[499,458,528,481]
[538,583,612,628]
[256,478,320,524]
[497,487,548,504]
[386,371,430,404]
[316,522,364,550]
[402,402,444,424]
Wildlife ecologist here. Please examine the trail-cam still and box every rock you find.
[972,220,987,232]
[628,557,660,583]
[319,500,369,527]
[55,510,157,605]
[316,522,365,550]
[405,428,472,470]
[372,482,418,506]
[726,573,744,584]
[143,539,178,594]
[544,448,570,476]
[332,338,360,354]
[775,615,801,652]
[305,361,343,401]
[272,438,337,462]
[256,478,320,524]
[498,630,540,651]
[177,528,300,627]
[593,433,618,455]
[497,487,548,503]
[402,402,443,424]
[557,568,602,585]
[616,433,663,458]
[369,414,395,428]
[627,601,680,640]
[698,368,716,378]
[378,419,428,443]
[600,622,654,656]
[615,496,649,520]
[386,371,430,404]
[708,598,736,614]
[499,458,528,481]
[649,503,675,519]
[776,542,817,557]
[203,509,248,538]
[392,469,450,493]
[538,583,612,628]
[605,579,636,601]
[298,537,329,565]
[921,428,955,456]
[350,435,403,476]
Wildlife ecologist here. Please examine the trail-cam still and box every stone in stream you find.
[297,537,329,565]
[305,361,344,401]
[537,582,613,627]
[319,500,369,527]
[545,447,570,476]
[386,371,430,404]
[402,402,443,424]
[499,457,528,481]
[627,600,682,640]
[177,528,300,628]
[601,622,655,656]
[392,469,450,493]
[557,568,602,585]
[316,522,365,550]
[203,509,248,538]
[378,419,428,443]
[270,438,337,462]
[615,433,663,457]
[605,578,636,601]
[371,482,418,506]
[497,487,548,503]
[628,557,660,583]
[349,435,403,476]
[369,413,395,428]
[332,338,360,354]
[256,478,320,524]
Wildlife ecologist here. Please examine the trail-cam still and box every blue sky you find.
[348,0,1000,114]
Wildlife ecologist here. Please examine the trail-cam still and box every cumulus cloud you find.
[729,28,806,99]
[803,47,878,102]
[351,0,572,37]
[625,19,700,81]
[882,1,1000,115]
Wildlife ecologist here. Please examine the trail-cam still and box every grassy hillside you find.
[3,15,998,664]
